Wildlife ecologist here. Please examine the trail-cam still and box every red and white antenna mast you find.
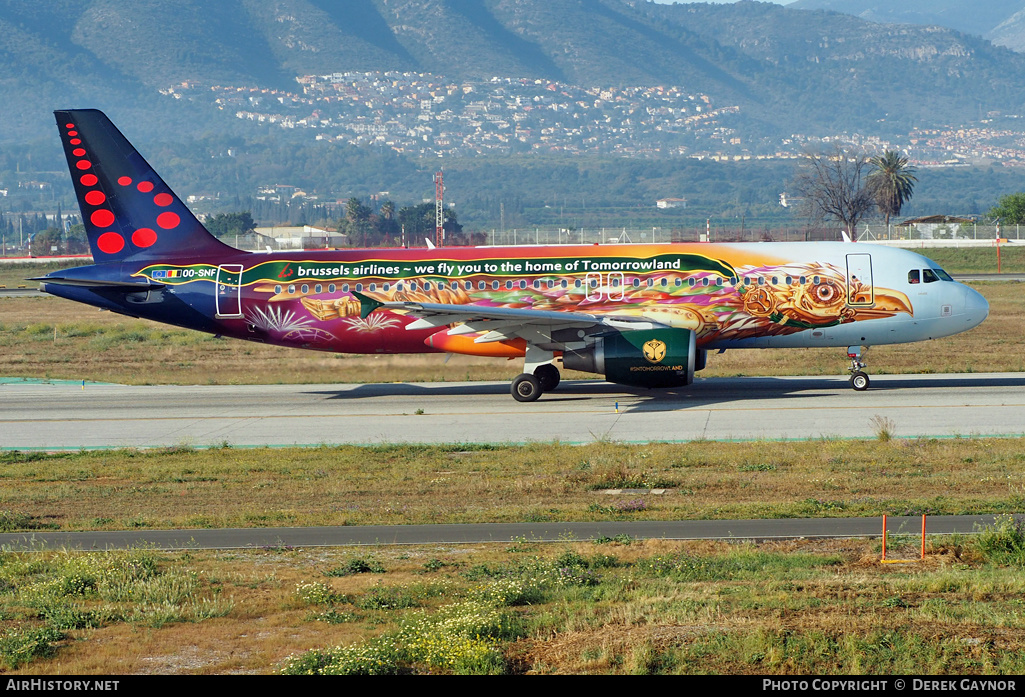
[434,170,444,247]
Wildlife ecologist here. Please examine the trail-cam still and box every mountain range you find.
[791,0,1025,52]
[1,0,1024,150]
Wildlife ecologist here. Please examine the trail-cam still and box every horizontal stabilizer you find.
[30,275,165,290]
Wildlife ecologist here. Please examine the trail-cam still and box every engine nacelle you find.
[563,328,697,388]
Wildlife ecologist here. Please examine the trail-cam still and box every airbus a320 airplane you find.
[36,110,989,401]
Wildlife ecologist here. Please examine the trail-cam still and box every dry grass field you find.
[5,531,1025,675]
[2,438,1024,532]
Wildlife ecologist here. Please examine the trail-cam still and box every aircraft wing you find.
[364,295,668,346]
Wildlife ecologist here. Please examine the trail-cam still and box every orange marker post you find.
[881,514,926,564]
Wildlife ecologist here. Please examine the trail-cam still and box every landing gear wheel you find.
[850,371,870,391]
[511,373,543,402]
[534,364,560,392]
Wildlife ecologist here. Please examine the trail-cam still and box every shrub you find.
[976,516,1025,567]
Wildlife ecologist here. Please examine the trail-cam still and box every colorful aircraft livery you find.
[38,109,989,401]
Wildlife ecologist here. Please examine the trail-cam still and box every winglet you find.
[352,291,384,319]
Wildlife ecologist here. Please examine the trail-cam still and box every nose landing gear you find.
[847,345,870,391]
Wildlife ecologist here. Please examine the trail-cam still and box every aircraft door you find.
[216,264,244,318]
[845,253,874,306]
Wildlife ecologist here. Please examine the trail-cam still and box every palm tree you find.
[868,150,917,229]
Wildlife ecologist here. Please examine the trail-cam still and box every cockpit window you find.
[908,269,920,284]
[922,269,939,284]
[933,268,953,282]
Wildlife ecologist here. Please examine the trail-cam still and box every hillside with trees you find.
[3,0,1025,235]
[3,0,1025,141]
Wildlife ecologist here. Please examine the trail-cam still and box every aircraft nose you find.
[961,284,989,330]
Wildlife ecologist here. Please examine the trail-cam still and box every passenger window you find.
[301,284,309,294]
[908,270,921,284]
[492,281,500,290]
[328,284,336,293]
[922,269,939,284]
[479,281,486,290]
[274,285,282,294]
[315,284,322,294]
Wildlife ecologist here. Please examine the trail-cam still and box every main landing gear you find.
[847,345,870,391]
[511,363,561,402]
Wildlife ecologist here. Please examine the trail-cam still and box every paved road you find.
[3,373,1025,449]
[0,515,1008,551]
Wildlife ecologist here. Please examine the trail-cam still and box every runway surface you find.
[3,373,1025,449]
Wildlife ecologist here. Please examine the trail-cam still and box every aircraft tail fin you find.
[54,109,236,262]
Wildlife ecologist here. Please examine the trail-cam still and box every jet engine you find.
[563,328,697,388]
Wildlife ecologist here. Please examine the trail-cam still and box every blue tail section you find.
[54,109,236,262]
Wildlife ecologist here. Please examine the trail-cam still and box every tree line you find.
[792,144,1025,233]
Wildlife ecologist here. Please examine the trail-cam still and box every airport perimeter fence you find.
[2,223,1021,257]
[478,223,1021,247]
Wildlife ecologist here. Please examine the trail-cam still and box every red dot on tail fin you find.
[133,228,157,248]
[97,232,124,254]
[91,209,115,228]
[156,212,180,229]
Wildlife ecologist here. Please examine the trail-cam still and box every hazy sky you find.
[650,1,789,4]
